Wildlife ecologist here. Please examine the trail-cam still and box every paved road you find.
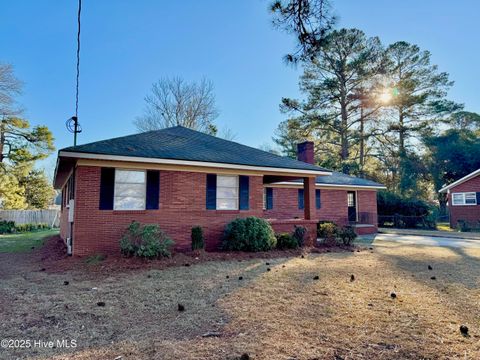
[374,233,480,249]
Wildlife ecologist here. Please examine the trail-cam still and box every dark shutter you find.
[266,188,273,210]
[99,167,115,210]
[206,174,217,210]
[239,175,249,210]
[146,170,160,210]
[298,188,304,210]
[476,192,480,205]
[316,189,321,209]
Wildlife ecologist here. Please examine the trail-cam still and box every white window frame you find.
[263,188,267,210]
[216,175,239,210]
[451,192,477,206]
[113,169,147,210]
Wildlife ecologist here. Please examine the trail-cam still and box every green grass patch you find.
[0,229,59,253]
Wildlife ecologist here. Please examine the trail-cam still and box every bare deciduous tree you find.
[135,77,219,134]
[0,63,23,114]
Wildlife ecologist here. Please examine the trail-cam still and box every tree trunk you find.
[0,119,5,164]
[359,107,365,176]
[340,95,349,162]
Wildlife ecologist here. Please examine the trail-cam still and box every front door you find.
[347,191,357,222]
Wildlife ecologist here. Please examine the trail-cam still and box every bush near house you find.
[276,232,298,249]
[191,226,205,251]
[222,217,277,252]
[292,225,307,247]
[120,221,174,259]
[317,222,357,246]
[456,220,480,232]
[317,221,338,245]
[336,225,357,246]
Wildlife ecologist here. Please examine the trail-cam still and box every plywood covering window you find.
[452,192,476,206]
[114,169,146,210]
[216,175,238,210]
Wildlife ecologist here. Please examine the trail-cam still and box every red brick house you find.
[439,169,480,228]
[54,126,384,256]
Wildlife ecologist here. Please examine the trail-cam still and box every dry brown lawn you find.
[0,236,479,359]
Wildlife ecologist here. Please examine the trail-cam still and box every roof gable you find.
[439,168,480,193]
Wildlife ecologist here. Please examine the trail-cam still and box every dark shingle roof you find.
[60,126,328,173]
[316,171,385,187]
[287,171,384,188]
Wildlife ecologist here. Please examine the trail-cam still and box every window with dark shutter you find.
[316,189,321,209]
[146,170,160,210]
[99,167,115,210]
[206,174,217,209]
[239,175,249,210]
[477,192,480,205]
[298,188,304,210]
[266,187,273,210]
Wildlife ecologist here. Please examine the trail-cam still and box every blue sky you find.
[1,1,479,175]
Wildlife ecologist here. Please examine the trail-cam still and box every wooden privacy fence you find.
[0,210,60,227]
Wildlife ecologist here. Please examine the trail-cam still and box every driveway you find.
[374,232,480,249]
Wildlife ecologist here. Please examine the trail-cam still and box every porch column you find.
[303,176,316,220]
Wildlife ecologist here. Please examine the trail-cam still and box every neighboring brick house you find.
[439,169,480,228]
[54,126,384,256]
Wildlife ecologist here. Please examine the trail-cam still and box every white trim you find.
[269,181,386,190]
[216,174,239,210]
[58,151,331,176]
[347,190,358,222]
[439,168,480,193]
[451,192,477,206]
[113,169,147,210]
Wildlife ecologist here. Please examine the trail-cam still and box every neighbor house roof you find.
[272,171,386,189]
[55,126,330,186]
[439,168,480,193]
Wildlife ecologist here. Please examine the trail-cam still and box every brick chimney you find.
[297,141,314,164]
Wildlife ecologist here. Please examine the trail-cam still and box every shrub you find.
[191,226,205,251]
[276,232,298,250]
[120,221,174,258]
[222,217,276,252]
[0,222,51,234]
[0,221,15,234]
[336,226,357,246]
[14,223,51,233]
[317,222,338,245]
[456,220,470,232]
[377,191,436,229]
[292,225,307,247]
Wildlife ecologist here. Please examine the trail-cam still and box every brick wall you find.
[70,166,264,256]
[447,175,480,227]
[357,190,378,232]
[63,166,380,256]
[264,187,378,234]
[269,219,318,246]
[264,187,349,224]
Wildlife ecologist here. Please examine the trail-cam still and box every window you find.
[114,170,146,210]
[452,192,477,206]
[347,192,355,207]
[216,175,238,210]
